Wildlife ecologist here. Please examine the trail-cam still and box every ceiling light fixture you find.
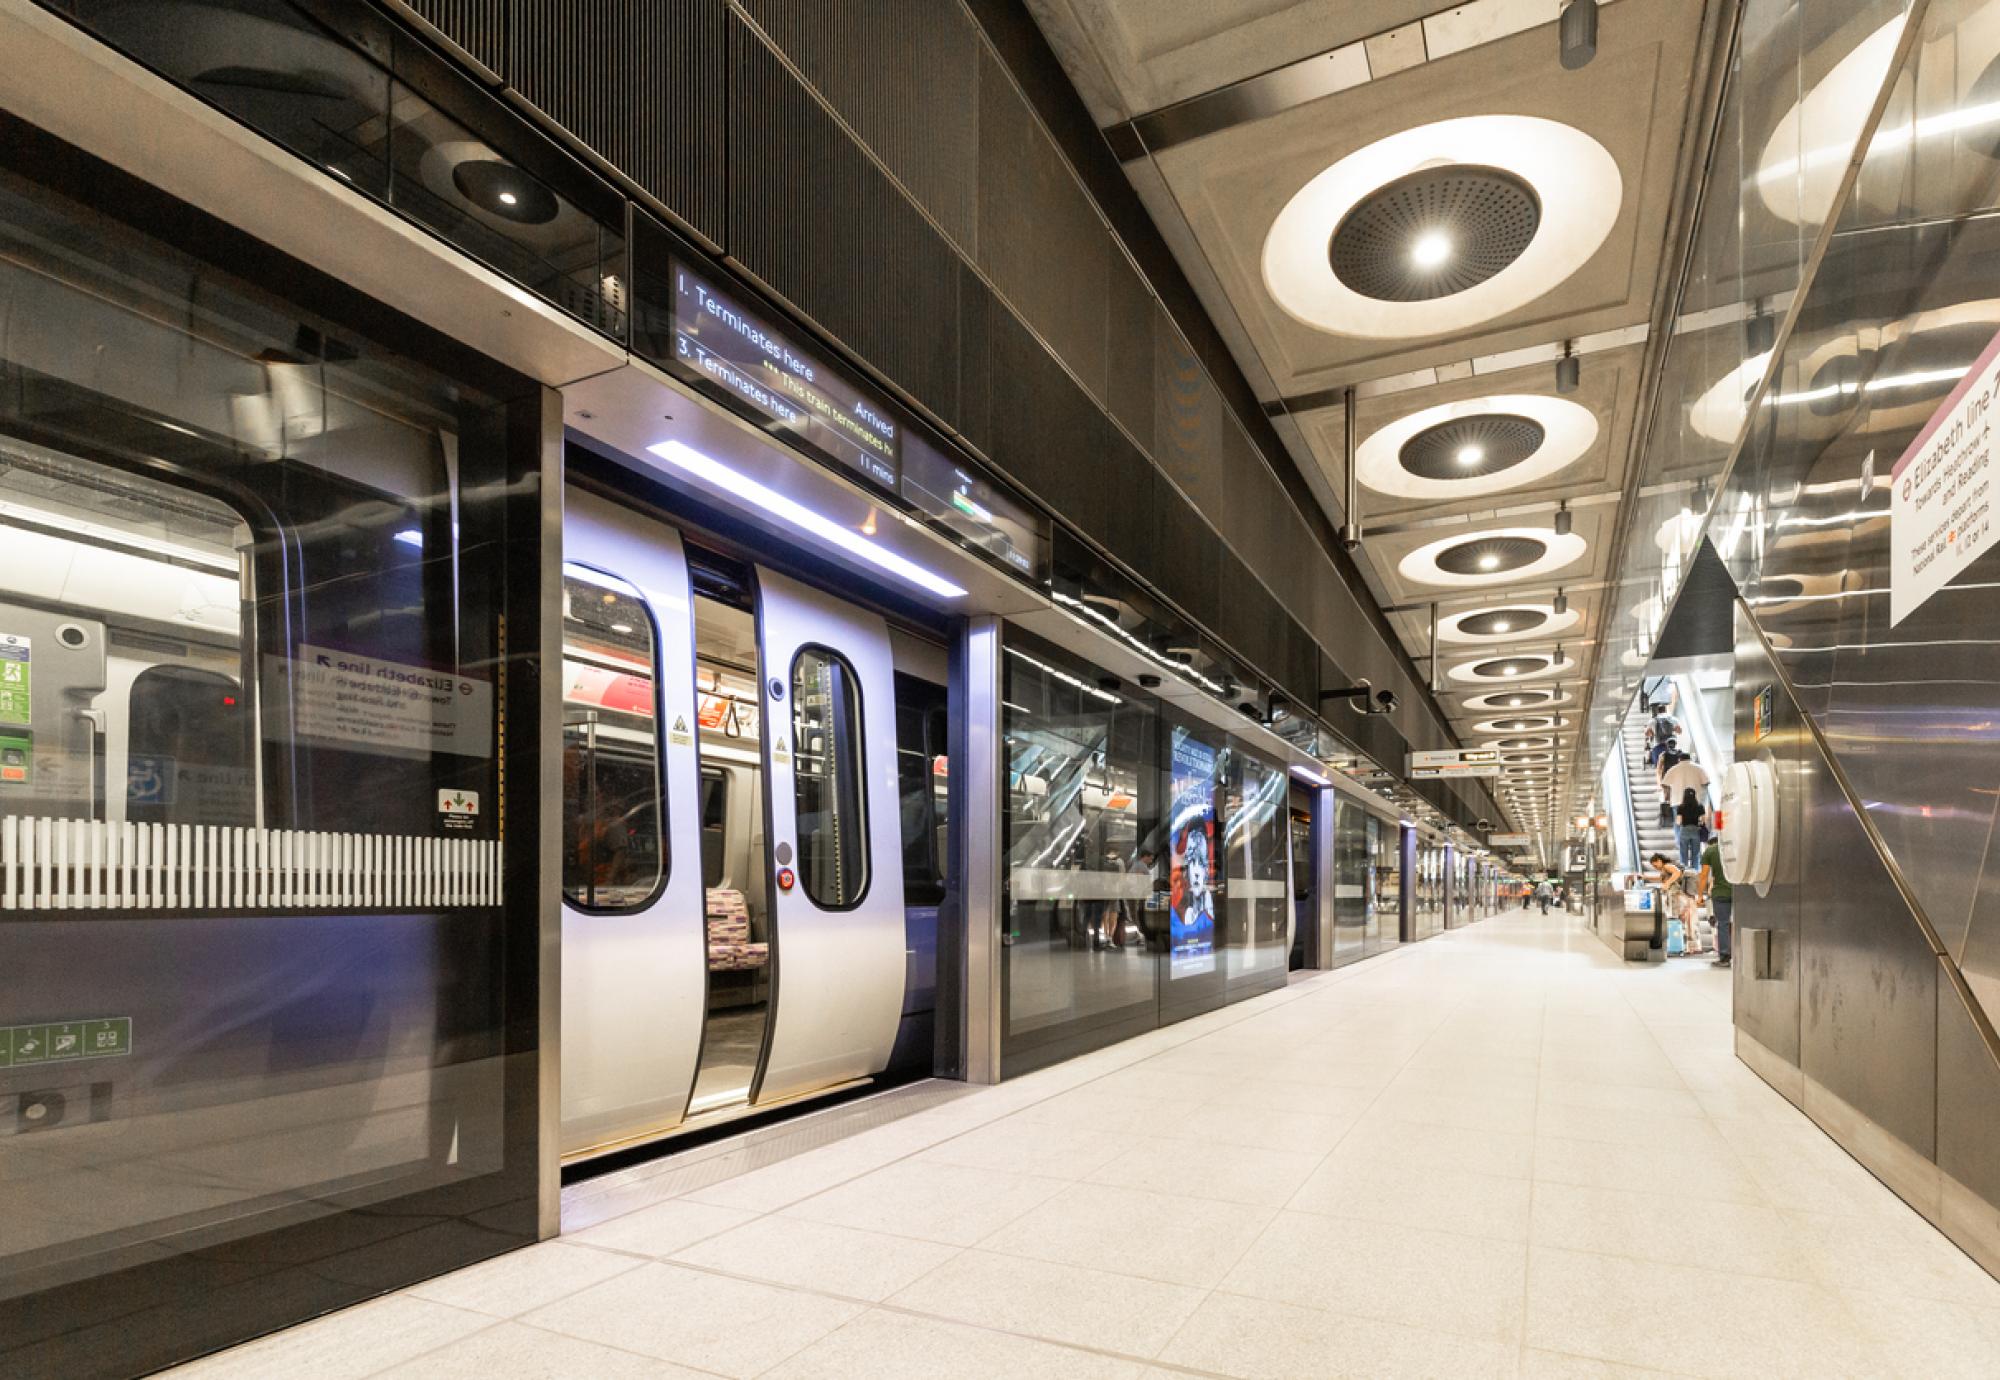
[1491,619,1511,633]
[1478,554,1501,570]
[1411,230,1454,268]
[498,190,519,206]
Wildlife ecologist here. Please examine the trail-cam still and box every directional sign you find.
[1409,748,1499,768]
[1489,832,1533,847]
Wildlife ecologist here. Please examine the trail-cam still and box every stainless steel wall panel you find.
[1937,973,2000,1277]
[1797,703,1938,1162]
[1732,608,1803,1068]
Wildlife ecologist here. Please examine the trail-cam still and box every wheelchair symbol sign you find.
[127,754,175,805]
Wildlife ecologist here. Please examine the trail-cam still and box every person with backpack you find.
[1533,875,1556,914]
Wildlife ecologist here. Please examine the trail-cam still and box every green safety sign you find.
[0,633,29,727]
[1,1017,131,1067]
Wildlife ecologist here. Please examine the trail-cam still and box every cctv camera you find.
[1477,817,1492,832]
[1374,689,1399,713]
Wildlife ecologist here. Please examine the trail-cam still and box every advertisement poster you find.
[1168,726,1218,979]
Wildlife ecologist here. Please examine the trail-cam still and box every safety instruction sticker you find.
[1892,327,2000,624]
[0,634,29,726]
[438,787,479,832]
[668,714,693,749]
[266,646,493,760]
[2,1017,131,1067]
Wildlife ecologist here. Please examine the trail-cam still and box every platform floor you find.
[168,911,2000,1378]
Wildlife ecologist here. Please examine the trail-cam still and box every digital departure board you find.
[671,260,898,490]
[901,430,1042,576]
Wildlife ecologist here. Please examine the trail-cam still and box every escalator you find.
[1621,697,1678,866]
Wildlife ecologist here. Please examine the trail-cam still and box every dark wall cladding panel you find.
[508,0,727,242]
[1104,433,1161,563]
[977,46,1108,408]
[402,0,509,71]
[1154,307,1225,519]
[1160,495,1220,631]
[737,0,979,256]
[987,301,1106,539]
[956,261,993,455]
[729,20,962,425]
[1106,253,1155,452]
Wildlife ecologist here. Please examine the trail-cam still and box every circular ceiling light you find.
[1399,525,1588,588]
[1264,116,1623,339]
[1475,716,1569,734]
[1328,166,1540,301]
[1440,601,1581,644]
[1501,753,1555,764]
[1359,395,1599,501]
[1462,687,1573,712]
[1448,651,1577,686]
[451,159,561,224]
[1494,734,1554,748]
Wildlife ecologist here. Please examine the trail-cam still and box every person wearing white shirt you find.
[1662,754,1711,807]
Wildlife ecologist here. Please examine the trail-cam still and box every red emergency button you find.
[777,867,796,893]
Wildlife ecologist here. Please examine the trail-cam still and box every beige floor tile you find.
[1836,1288,2000,1379]
[785,1157,1066,1246]
[764,1307,1146,1378]
[1220,1210,1528,1344]
[1532,1134,1766,1205]
[1519,1347,1695,1377]
[1018,1086,1210,1138]
[406,1241,644,1318]
[1370,1086,1541,1136]
[1288,1161,1532,1242]
[1524,1245,1882,1378]
[565,1198,759,1258]
[1788,1210,2000,1307]
[1158,1101,1355,1154]
[1529,1180,1813,1281]
[161,1295,491,1379]
[1537,1079,1706,1121]
[1083,1136,1322,1207]
[521,1261,862,1378]
[980,1179,1274,1287]
[916,1115,1129,1180]
[887,1248,1205,1357]
[1329,1115,1537,1180]
[1198,1076,1380,1119]
[672,1214,960,1301]
[1158,1289,1518,1379]
[1533,1099,1733,1153]
[374,1321,712,1378]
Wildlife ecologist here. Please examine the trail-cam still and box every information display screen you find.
[901,430,1043,577]
[671,259,898,490]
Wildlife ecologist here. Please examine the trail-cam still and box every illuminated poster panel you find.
[1169,725,1218,978]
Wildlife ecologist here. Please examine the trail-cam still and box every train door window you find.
[894,673,948,906]
[791,647,868,908]
[560,566,665,911]
[127,665,253,826]
[699,766,728,889]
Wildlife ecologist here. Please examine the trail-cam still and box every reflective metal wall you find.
[1588,0,2000,1278]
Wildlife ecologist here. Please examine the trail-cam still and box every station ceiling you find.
[1027,0,1728,847]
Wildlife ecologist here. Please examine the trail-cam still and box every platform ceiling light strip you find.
[647,439,966,599]
[1263,116,1621,340]
[1051,589,1226,694]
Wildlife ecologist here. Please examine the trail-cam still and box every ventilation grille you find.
[1400,414,1546,480]
[1329,166,1540,302]
[1436,535,1546,576]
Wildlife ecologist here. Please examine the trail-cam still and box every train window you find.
[561,566,666,911]
[791,646,867,908]
[894,675,949,906]
[128,665,254,826]
[699,766,728,889]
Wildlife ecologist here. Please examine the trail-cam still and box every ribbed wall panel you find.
[728,17,962,426]
[402,0,510,71]
[508,0,727,242]
[736,0,979,258]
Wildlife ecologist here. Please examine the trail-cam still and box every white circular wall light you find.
[1263,116,1623,339]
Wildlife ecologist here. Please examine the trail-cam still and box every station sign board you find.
[1488,832,1533,847]
[1406,748,1499,779]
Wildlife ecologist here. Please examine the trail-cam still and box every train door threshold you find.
[560,1078,977,1222]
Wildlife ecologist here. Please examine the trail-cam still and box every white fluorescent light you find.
[393,528,424,548]
[1290,765,1331,787]
[648,439,966,599]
